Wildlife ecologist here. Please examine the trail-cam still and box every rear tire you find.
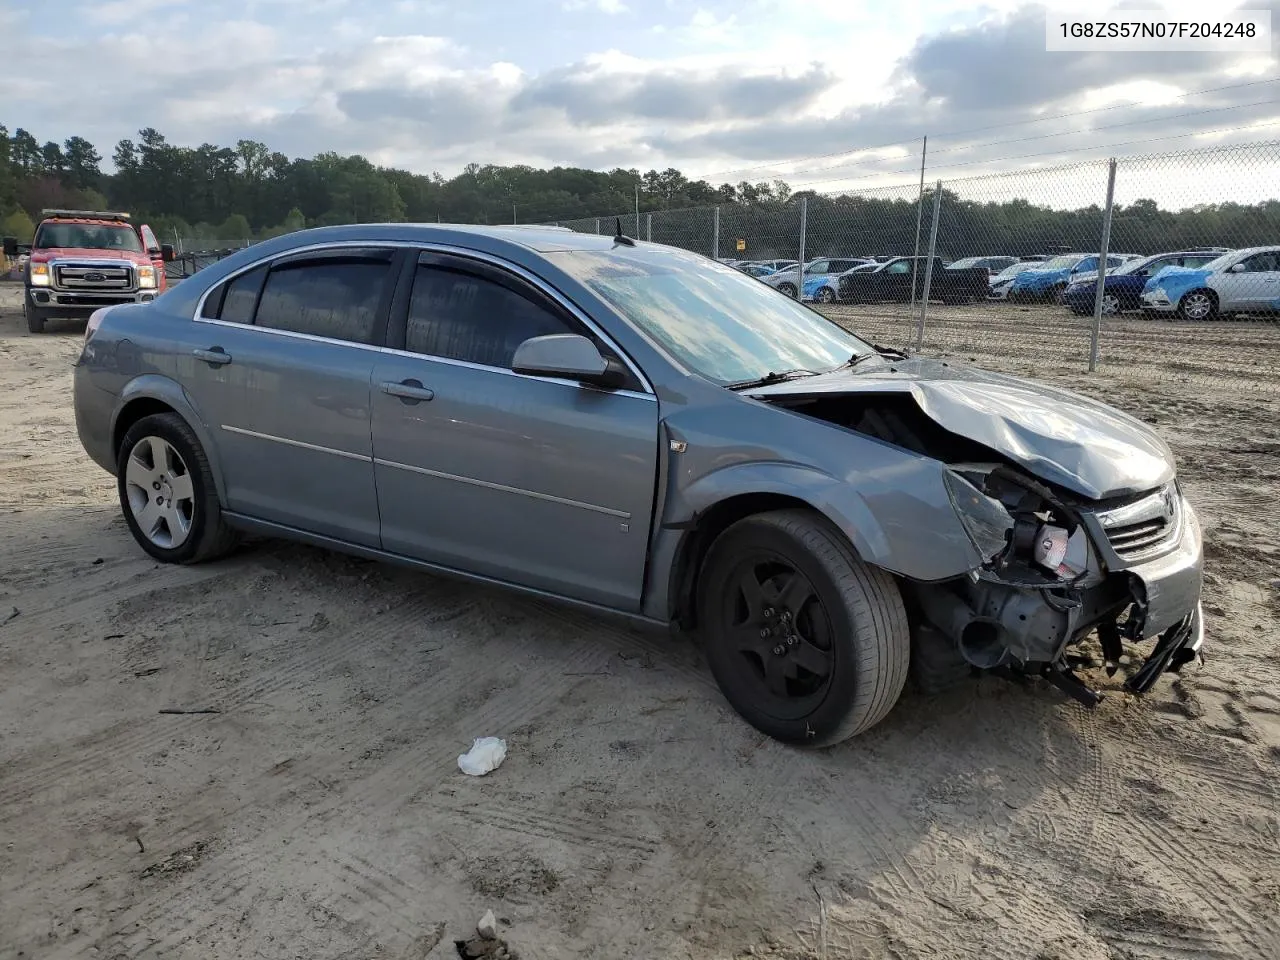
[117,413,239,565]
[777,282,797,298]
[25,303,47,334]
[696,509,910,746]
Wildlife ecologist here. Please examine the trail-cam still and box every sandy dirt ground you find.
[1,283,1278,960]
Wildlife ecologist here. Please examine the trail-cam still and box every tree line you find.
[2,123,1276,259]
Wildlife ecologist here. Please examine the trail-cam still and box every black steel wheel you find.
[696,509,909,746]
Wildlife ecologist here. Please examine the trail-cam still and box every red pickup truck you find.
[3,209,174,333]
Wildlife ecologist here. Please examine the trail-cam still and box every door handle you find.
[381,379,435,403]
[193,347,232,365]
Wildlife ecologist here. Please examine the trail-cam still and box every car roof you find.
[263,222,631,255]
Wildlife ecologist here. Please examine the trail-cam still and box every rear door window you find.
[253,251,395,344]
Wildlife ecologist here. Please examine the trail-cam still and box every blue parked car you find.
[1008,252,1138,303]
[1061,249,1231,316]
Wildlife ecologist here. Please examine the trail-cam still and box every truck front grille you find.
[54,263,134,291]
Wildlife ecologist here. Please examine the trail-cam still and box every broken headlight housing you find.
[945,464,1099,585]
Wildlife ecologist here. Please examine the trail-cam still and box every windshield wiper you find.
[822,349,888,374]
[725,368,821,391]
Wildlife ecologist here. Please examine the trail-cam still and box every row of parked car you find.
[724,244,1280,320]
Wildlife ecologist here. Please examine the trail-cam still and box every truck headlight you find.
[137,265,157,289]
[30,263,51,286]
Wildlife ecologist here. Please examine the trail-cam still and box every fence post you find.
[795,196,808,298]
[910,135,928,311]
[1090,158,1118,373]
[713,206,720,260]
[915,181,942,352]
[595,218,601,235]
[646,213,652,242]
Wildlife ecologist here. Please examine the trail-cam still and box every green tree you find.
[2,208,35,242]
[63,136,102,191]
[217,212,252,246]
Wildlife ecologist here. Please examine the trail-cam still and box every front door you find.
[1217,251,1280,312]
[184,247,400,547]
[370,251,659,610]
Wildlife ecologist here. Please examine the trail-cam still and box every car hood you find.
[31,247,149,263]
[1010,269,1063,285]
[745,357,1174,500]
[1144,265,1213,296]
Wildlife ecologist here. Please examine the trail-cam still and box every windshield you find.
[947,257,981,269]
[34,222,143,252]
[551,247,874,385]
[1200,252,1235,272]
[1040,254,1083,270]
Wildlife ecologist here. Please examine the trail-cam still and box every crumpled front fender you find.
[669,457,982,583]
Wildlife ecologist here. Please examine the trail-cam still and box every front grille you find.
[1106,517,1171,557]
[1096,484,1180,560]
[54,263,134,291]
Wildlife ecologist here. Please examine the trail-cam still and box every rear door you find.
[184,246,400,546]
[369,250,659,610]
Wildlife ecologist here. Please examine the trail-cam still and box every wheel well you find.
[1182,287,1217,302]
[112,398,177,459]
[668,492,820,629]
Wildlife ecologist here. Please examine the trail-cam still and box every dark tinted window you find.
[1241,252,1280,272]
[405,266,575,368]
[205,265,267,322]
[254,258,390,344]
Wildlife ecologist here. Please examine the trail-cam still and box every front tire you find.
[1177,289,1217,322]
[117,413,238,564]
[24,303,47,334]
[696,509,910,746]
[816,287,835,304]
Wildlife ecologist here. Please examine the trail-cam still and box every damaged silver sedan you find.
[72,223,1204,747]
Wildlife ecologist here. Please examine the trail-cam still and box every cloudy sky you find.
[2,0,1277,197]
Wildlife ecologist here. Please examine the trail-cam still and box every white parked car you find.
[1140,246,1280,321]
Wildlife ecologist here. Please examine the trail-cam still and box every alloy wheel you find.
[124,436,196,549]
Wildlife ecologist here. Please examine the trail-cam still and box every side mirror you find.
[2,237,17,257]
[1229,262,1246,273]
[160,244,175,262]
[511,333,627,389]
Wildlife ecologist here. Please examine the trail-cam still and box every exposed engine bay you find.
[763,391,1204,705]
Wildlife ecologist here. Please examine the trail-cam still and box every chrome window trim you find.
[221,424,372,462]
[190,239,656,396]
[372,457,630,519]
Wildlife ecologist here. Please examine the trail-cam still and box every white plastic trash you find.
[458,737,508,776]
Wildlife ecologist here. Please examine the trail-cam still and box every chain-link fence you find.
[545,139,1280,390]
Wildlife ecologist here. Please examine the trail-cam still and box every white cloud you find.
[562,0,628,12]
[0,0,1274,204]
